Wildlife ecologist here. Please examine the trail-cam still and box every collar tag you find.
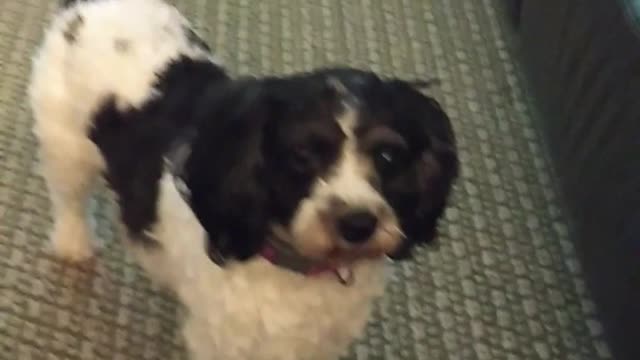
[334,267,354,286]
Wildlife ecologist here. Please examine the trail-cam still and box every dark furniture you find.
[513,1,640,359]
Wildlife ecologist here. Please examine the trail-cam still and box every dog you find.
[29,0,459,359]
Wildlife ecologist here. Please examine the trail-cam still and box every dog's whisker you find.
[381,226,407,240]
[143,230,158,241]
[393,226,408,239]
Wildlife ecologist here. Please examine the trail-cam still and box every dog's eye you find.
[373,145,407,176]
[298,137,336,161]
[286,133,340,178]
[289,143,326,175]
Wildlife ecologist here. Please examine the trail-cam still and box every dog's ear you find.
[184,80,285,262]
[382,80,459,260]
[393,137,458,259]
[411,97,458,248]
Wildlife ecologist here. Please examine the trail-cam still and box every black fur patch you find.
[63,13,84,44]
[89,57,228,242]
[180,68,457,262]
[183,74,346,261]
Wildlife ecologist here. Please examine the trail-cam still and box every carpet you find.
[0,0,612,359]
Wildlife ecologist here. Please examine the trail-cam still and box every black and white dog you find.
[30,0,459,358]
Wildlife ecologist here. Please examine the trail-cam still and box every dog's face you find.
[186,69,458,264]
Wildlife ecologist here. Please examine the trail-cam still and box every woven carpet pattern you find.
[0,0,612,359]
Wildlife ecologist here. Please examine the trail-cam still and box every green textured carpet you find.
[0,0,613,359]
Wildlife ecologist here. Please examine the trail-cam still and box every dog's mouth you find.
[261,226,390,286]
[268,224,390,268]
[324,246,386,266]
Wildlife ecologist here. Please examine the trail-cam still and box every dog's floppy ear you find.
[184,80,284,262]
[383,80,459,260]
[397,136,458,259]
[390,139,458,260]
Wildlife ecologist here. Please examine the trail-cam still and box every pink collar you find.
[260,241,354,285]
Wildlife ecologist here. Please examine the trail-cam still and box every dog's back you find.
[32,0,214,118]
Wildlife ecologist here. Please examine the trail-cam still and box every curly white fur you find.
[29,1,390,359]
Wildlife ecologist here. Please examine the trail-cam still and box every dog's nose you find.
[337,210,378,244]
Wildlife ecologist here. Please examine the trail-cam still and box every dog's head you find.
[185,68,458,265]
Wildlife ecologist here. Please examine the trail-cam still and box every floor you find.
[0,0,612,359]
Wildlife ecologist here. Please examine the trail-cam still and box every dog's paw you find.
[50,216,95,262]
